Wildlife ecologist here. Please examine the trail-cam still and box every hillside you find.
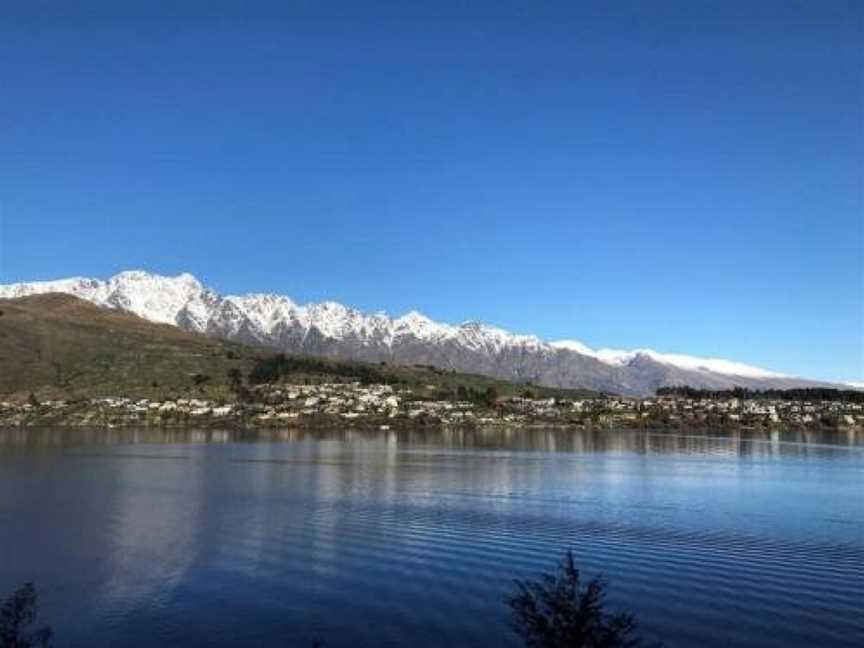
[0,294,597,403]
[0,293,258,401]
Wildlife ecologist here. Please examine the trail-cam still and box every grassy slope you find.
[0,294,598,402]
[0,293,257,401]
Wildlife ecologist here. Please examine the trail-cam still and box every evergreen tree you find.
[0,583,53,648]
[507,551,651,648]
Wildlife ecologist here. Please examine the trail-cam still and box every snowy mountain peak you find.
[113,269,155,281]
[394,310,454,341]
[395,310,434,330]
[0,269,822,395]
[397,310,430,323]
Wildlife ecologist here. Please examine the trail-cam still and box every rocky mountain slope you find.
[0,270,841,395]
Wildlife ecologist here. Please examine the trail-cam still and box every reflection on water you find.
[0,427,862,648]
[1,425,861,455]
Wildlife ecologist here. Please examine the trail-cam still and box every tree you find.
[26,393,39,408]
[483,386,498,407]
[0,583,53,648]
[192,373,210,387]
[227,368,243,389]
[227,368,251,402]
[507,551,650,648]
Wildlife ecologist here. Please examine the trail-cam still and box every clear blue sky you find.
[1,1,862,383]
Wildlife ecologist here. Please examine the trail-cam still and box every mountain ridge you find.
[0,293,598,405]
[0,270,845,395]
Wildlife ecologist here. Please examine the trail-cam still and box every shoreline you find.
[3,383,862,433]
[0,410,858,434]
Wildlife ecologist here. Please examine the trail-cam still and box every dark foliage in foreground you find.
[0,583,52,648]
[507,551,651,648]
[5,555,659,648]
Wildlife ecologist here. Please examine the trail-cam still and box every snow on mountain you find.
[550,341,783,379]
[393,311,456,342]
[548,340,596,356]
[224,293,301,335]
[0,270,208,326]
[0,270,831,395]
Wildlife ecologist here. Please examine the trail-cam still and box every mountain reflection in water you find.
[1,425,861,454]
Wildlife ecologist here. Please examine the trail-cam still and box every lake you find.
[0,427,862,647]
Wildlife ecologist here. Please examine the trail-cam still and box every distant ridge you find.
[0,270,847,396]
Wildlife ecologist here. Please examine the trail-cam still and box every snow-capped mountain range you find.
[0,270,843,395]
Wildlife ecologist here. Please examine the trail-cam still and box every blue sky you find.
[1,1,861,383]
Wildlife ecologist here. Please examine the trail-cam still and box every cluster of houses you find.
[0,383,861,430]
[601,395,863,428]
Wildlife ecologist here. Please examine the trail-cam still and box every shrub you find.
[507,551,651,648]
[0,583,53,648]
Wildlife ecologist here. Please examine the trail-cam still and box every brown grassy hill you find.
[0,293,257,401]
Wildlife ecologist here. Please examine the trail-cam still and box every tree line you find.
[247,353,394,386]
[244,354,504,407]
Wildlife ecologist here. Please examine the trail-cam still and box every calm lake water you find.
[0,427,862,647]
